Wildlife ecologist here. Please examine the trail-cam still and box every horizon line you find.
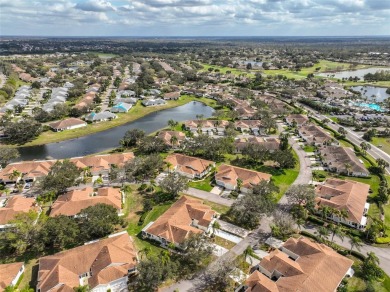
[1,35,390,38]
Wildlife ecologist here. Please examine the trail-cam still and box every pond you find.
[17,101,214,161]
[316,67,390,80]
[350,85,390,102]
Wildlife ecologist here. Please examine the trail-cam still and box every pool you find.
[355,102,383,111]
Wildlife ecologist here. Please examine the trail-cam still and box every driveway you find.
[184,187,233,207]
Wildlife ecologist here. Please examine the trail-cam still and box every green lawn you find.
[188,175,214,192]
[201,63,256,77]
[213,236,236,250]
[372,137,390,156]
[303,145,316,152]
[185,194,230,215]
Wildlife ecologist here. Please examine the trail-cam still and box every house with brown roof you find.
[315,178,370,229]
[183,120,230,135]
[237,237,353,292]
[163,91,180,100]
[0,196,40,229]
[298,124,337,146]
[285,114,309,127]
[49,118,87,132]
[70,153,134,176]
[234,120,264,135]
[142,196,217,247]
[157,131,186,148]
[235,106,256,120]
[0,262,25,291]
[165,154,215,179]
[234,137,280,153]
[37,233,137,292]
[0,160,56,184]
[320,146,369,177]
[215,164,272,193]
[50,187,123,218]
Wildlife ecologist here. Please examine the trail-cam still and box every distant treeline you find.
[364,70,390,82]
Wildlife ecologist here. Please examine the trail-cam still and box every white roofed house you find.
[142,98,166,107]
[85,111,117,123]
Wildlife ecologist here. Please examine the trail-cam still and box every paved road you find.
[184,187,233,207]
[0,73,6,88]
[302,224,390,275]
[300,102,390,174]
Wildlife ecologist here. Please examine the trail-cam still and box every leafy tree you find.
[360,142,371,155]
[273,149,297,169]
[40,215,80,251]
[167,119,178,130]
[176,233,213,276]
[125,154,164,182]
[130,256,178,292]
[138,136,167,154]
[271,210,296,240]
[361,252,384,280]
[40,160,81,195]
[338,127,347,138]
[376,158,389,172]
[159,172,189,198]
[197,257,237,292]
[285,184,316,206]
[78,204,122,240]
[120,129,145,148]
[4,118,42,145]
[362,129,376,142]
[0,147,19,167]
[0,211,41,256]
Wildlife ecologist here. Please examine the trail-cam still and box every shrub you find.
[307,215,325,226]
[375,237,390,244]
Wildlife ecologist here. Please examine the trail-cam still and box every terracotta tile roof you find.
[249,237,353,292]
[0,262,24,290]
[235,137,280,152]
[286,114,309,126]
[37,233,137,292]
[144,196,216,244]
[244,270,278,292]
[234,120,263,129]
[299,124,334,144]
[165,154,215,177]
[49,118,86,130]
[0,153,134,182]
[157,131,186,146]
[315,178,370,224]
[69,153,134,173]
[0,196,39,225]
[320,146,369,175]
[50,187,122,217]
[215,164,271,189]
[184,120,230,129]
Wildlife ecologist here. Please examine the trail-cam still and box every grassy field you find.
[17,95,217,147]
[188,175,214,192]
[213,236,236,250]
[371,137,390,156]
[201,63,256,77]
[303,145,316,152]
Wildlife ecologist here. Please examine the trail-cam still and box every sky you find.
[0,0,389,36]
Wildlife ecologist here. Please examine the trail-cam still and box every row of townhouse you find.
[0,85,31,113]
[42,82,73,112]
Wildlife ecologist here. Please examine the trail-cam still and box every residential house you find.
[285,114,309,127]
[234,120,263,135]
[157,131,186,148]
[141,98,166,107]
[0,196,40,229]
[237,237,353,292]
[49,118,87,132]
[37,233,137,292]
[142,196,217,247]
[215,164,272,193]
[115,97,137,105]
[165,153,215,179]
[0,160,56,184]
[110,102,132,113]
[235,106,256,120]
[320,146,369,177]
[234,137,280,153]
[0,262,25,291]
[85,111,117,123]
[50,187,123,217]
[315,178,370,229]
[163,91,180,100]
[298,124,336,146]
[183,120,230,135]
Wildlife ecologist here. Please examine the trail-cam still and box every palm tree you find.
[317,226,330,243]
[160,250,171,265]
[8,169,21,182]
[360,142,371,155]
[320,205,331,219]
[211,220,220,237]
[236,178,243,192]
[296,218,305,232]
[243,246,254,264]
[93,176,104,186]
[344,163,352,176]
[329,223,345,243]
[73,286,90,292]
[170,135,178,147]
[165,161,173,172]
[377,158,389,172]
[348,236,363,254]
[139,247,151,260]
